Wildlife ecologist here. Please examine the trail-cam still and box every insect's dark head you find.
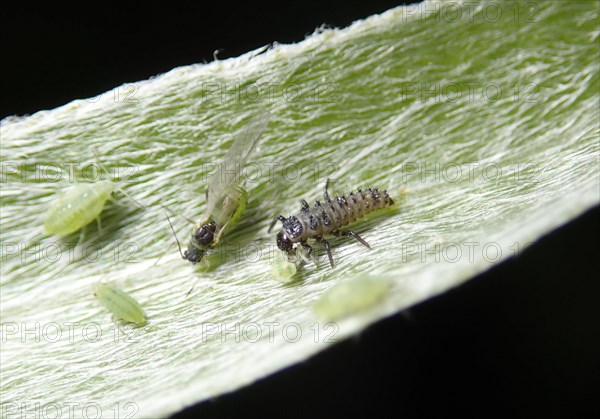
[183,246,206,264]
[193,221,217,246]
[276,216,303,252]
[276,231,294,252]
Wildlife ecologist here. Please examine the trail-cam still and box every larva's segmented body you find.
[269,179,394,268]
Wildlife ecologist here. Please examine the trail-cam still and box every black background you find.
[3,2,599,418]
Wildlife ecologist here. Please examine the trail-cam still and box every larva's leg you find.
[336,229,371,249]
[300,199,309,212]
[300,242,313,263]
[323,178,331,201]
[317,237,334,268]
[268,215,286,232]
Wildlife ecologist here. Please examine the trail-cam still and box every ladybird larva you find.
[93,283,147,327]
[269,178,395,267]
[312,276,390,321]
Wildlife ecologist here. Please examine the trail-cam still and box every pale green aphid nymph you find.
[93,282,147,327]
[271,251,298,282]
[271,244,311,282]
[43,180,115,236]
[313,276,391,321]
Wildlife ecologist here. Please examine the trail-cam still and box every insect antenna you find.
[92,147,146,209]
[160,204,196,225]
[165,212,185,259]
[186,280,199,298]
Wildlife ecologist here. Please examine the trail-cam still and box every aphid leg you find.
[92,149,146,210]
[185,252,215,297]
[186,277,201,298]
[213,218,230,244]
[96,216,103,235]
[77,227,86,247]
[268,215,287,233]
[109,193,144,210]
[317,237,334,268]
[335,230,371,249]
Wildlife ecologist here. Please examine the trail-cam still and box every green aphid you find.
[93,283,147,327]
[43,151,142,236]
[271,251,298,282]
[313,276,390,321]
[44,180,115,235]
[175,112,270,264]
[271,244,311,282]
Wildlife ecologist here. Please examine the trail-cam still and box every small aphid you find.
[43,151,142,236]
[271,241,312,282]
[271,251,297,282]
[312,276,391,321]
[44,181,115,235]
[93,283,147,327]
[173,112,270,264]
[269,179,395,267]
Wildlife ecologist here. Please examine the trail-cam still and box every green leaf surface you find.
[1,1,599,417]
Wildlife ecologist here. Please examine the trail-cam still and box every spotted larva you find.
[312,276,391,320]
[43,152,142,236]
[269,179,395,267]
[172,112,270,264]
[93,283,147,327]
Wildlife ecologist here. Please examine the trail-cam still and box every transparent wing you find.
[204,111,271,218]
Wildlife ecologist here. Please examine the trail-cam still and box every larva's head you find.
[276,216,303,252]
[276,231,293,252]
